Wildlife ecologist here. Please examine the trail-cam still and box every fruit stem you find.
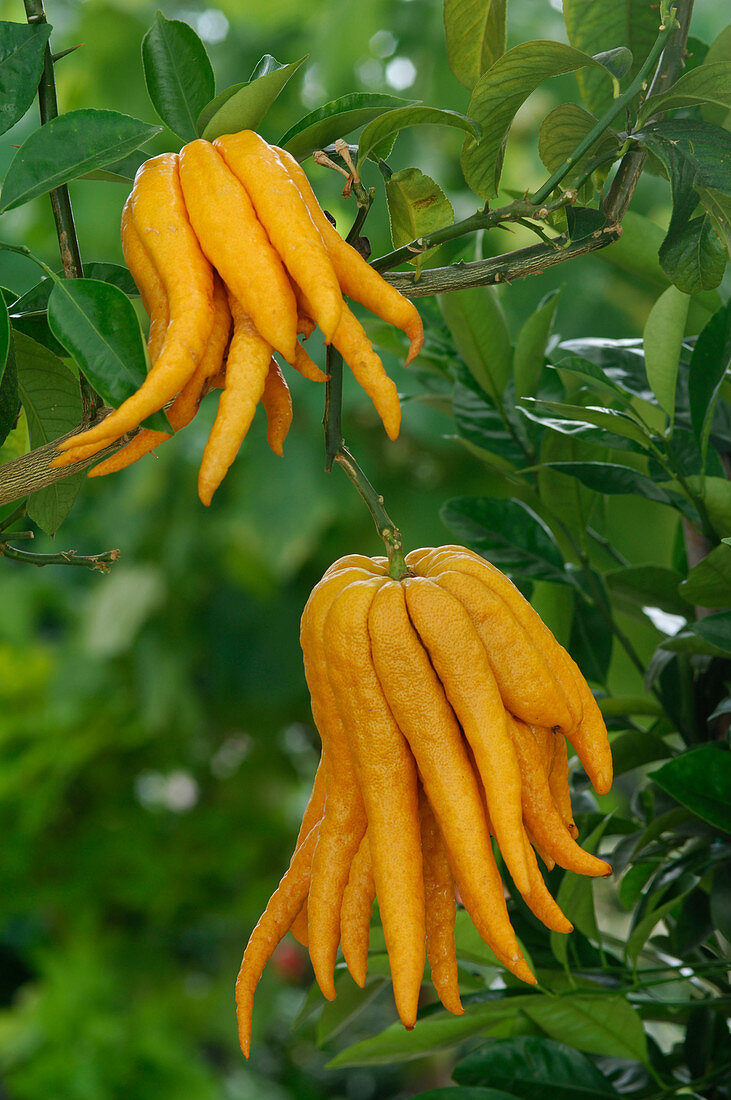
[333,445,408,580]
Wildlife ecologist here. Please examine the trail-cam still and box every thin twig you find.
[0,541,120,571]
[23,0,100,419]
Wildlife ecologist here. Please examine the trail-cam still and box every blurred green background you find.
[0,1,727,1097]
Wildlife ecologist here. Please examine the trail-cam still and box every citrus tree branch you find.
[23,0,100,418]
[603,0,694,221]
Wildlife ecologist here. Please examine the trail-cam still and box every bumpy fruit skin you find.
[179,139,298,363]
[275,145,424,364]
[55,130,424,484]
[235,545,613,1059]
[215,131,343,342]
[340,832,375,988]
[56,153,215,453]
[197,294,272,506]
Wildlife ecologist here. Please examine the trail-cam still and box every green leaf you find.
[461,42,618,200]
[643,285,690,421]
[454,1035,620,1098]
[522,400,649,446]
[686,612,731,655]
[537,433,593,540]
[551,817,612,971]
[317,969,388,1045]
[439,287,511,400]
[521,996,648,1064]
[680,542,731,608]
[562,0,658,114]
[604,565,689,616]
[0,291,9,384]
[626,880,697,964]
[660,213,727,295]
[538,104,620,199]
[47,279,169,433]
[570,597,612,686]
[0,328,18,447]
[141,11,214,143]
[443,0,507,89]
[650,745,731,832]
[513,290,560,400]
[81,148,148,184]
[441,497,568,583]
[385,168,454,276]
[327,993,536,1067]
[710,867,731,941]
[14,330,83,534]
[279,93,413,161]
[0,21,52,136]
[696,186,731,254]
[357,105,479,171]
[611,729,672,776]
[10,263,138,315]
[637,62,731,125]
[0,109,161,212]
[688,301,731,466]
[541,462,674,504]
[199,56,307,141]
[636,119,731,193]
[685,476,731,536]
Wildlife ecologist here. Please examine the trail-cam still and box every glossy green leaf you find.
[461,42,617,199]
[696,186,731,253]
[357,105,479,170]
[550,817,612,971]
[454,1035,620,1098]
[0,292,9,383]
[686,612,731,655]
[513,290,559,400]
[14,330,83,534]
[82,148,147,183]
[611,729,672,776]
[199,56,307,141]
[443,0,507,88]
[688,301,731,465]
[441,497,568,582]
[0,329,18,447]
[11,263,138,315]
[522,996,648,1064]
[47,278,169,433]
[386,167,453,276]
[327,993,536,1067]
[643,285,690,421]
[0,21,51,137]
[141,12,214,143]
[538,104,619,199]
[637,62,731,124]
[279,93,412,160]
[522,400,648,446]
[636,119,731,193]
[570,596,612,685]
[439,287,511,401]
[650,746,731,832]
[537,432,594,541]
[685,476,731,536]
[541,462,674,504]
[680,542,731,608]
[0,109,161,212]
[660,213,727,295]
[562,0,658,114]
[604,565,689,616]
[626,880,697,964]
[452,380,528,467]
[710,867,731,941]
[317,970,387,1045]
